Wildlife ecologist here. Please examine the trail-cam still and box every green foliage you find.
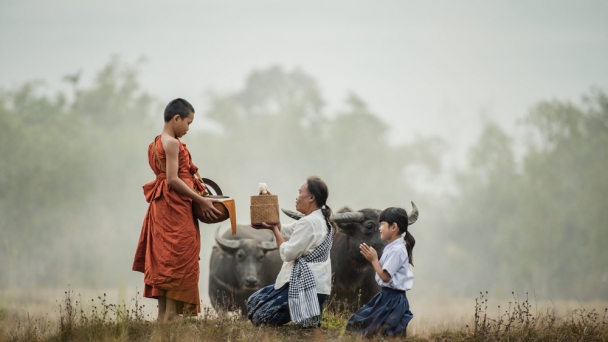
[518,91,608,298]
[440,89,608,299]
[0,57,157,288]
[0,82,89,286]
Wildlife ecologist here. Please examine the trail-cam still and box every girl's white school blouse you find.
[375,238,414,291]
[273,209,332,294]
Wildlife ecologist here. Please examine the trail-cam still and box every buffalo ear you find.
[259,235,278,251]
[259,241,278,251]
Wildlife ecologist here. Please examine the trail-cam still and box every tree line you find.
[0,58,605,299]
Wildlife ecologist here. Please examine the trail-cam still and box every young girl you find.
[346,205,419,338]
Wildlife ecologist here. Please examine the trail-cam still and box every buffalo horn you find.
[281,208,304,220]
[408,201,419,226]
[215,227,240,251]
[332,211,365,223]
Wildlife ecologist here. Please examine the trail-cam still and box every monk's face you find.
[172,112,194,138]
[295,182,315,215]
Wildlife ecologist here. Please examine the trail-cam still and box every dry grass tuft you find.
[0,290,606,341]
[431,291,608,342]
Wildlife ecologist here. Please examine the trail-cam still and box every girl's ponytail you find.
[404,230,415,266]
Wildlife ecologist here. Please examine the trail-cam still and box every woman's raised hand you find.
[252,222,281,231]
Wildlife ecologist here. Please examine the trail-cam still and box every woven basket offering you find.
[251,183,280,227]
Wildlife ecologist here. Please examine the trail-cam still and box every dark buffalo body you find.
[209,225,282,315]
[330,208,387,307]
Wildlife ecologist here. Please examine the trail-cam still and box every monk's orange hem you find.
[144,284,201,314]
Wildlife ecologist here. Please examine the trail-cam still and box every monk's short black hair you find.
[164,98,195,122]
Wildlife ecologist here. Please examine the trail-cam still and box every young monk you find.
[132,98,221,322]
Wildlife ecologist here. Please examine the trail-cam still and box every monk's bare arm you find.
[163,137,220,219]
[164,137,201,199]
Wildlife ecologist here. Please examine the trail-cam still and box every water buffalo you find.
[281,203,419,309]
[209,225,282,315]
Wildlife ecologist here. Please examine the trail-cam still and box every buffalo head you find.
[214,228,278,289]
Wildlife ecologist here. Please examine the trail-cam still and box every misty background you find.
[1,0,607,307]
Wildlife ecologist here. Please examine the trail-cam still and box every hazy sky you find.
[2,0,607,167]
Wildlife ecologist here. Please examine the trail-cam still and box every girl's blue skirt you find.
[247,283,328,326]
[346,287,413,337]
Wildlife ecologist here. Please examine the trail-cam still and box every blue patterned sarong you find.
[247,283,327,326]
[346,287,413,337]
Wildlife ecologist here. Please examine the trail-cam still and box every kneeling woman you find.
[247,176,333,328]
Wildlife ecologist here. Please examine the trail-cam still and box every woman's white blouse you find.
[274,209,332,294]
[375,238,414,291]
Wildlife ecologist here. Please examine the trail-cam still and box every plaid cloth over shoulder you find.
[288,220,333,327]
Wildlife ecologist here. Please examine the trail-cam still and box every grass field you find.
[1,289,606,341]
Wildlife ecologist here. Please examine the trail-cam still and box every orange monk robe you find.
[133,136,205,314]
